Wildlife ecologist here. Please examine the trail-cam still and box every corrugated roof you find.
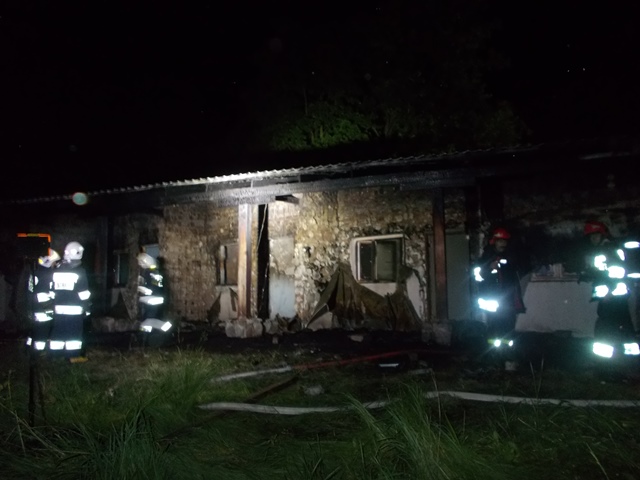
[2,137,637,207]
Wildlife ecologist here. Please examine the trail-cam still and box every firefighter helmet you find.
[63,241,84,261]
[38,249,61,268]
[584,220,609,237]
[137,252,157,269]
[489,228,511,245]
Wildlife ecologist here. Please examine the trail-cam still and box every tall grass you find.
[1,343,640,479]
[343,384,519,480]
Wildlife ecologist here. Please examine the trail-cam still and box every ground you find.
[2,323,639,381]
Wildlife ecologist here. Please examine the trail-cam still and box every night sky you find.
[1,1,639,200]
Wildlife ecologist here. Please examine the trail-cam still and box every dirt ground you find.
[2,323,638,380]
[88,326,456,366]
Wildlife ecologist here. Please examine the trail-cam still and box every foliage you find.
[346,384,519,479]
[1,343,640,479]
[237,0,529,154]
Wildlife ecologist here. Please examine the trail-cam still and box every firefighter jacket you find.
[51,260,91,317]
[138,266,165,307]
[583,238,640,301]
[32,263,56,323]
[473,246,525,314]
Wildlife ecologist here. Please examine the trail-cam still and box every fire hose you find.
[202,350,640,413]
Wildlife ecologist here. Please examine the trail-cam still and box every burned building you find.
[2,137,639,343]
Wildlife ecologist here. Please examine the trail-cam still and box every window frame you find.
[350,234,405,283]
[111,250,130,287]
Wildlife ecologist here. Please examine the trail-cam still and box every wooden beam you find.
[257,204,270,319]
[275,194,299,205]
[464,185,482,261]
[237,204,252,317]
[432,188,448,322]
[95,216,110,315]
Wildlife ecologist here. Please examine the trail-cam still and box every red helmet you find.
[584,220,609,236]
[489,228,511,245]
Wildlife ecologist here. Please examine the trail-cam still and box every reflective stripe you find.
[78,290,91,301]
[478,298,499,312]
[488,338,514,348]
[55,305,84,315]
[34,312,53,322]
[608,265,625,279]
[473,266,483,282]
[138,286,153,296]
[139,296,164,306]
[34,341,47,351]
[594,254,607,271]
[624,343,640,356]
[611,283,628,296]
[593,342,614,358]
[50,341,65,350]
[594,285,609,298]
[37,292,53,303]
[52,272,79,291]
[66,340,83,351]
[140,319,173,332]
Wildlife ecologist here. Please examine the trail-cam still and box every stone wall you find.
[159,203,239,321]
[268,200,299,238]
[293,191,341,319]
[102,186,469,326]
[288,187,437,322]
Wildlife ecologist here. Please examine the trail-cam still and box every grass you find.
[1,339,640,479]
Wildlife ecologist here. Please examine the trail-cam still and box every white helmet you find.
[64,241,84,261]
[137,252,157,269]
[38,250,61,268]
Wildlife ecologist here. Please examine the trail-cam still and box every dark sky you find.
[1,1,639,200]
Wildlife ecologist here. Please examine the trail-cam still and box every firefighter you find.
[473,227,526,371]
[580,221,635,341]
[26,249,60,352]
[49,241,91,362]
[137,253,173,346]
[137,253,165,320]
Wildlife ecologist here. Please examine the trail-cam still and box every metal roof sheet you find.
[2,137,637,207]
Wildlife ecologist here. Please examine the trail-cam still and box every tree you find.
[233,0,528,156]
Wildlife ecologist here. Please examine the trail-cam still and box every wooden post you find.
[464,185,482,261]
[432,188,448,322]
[257,204,270,320]
[237,204,253,317]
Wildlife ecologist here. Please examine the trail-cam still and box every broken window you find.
[218,244,239,285]
[142,244,159,259]
[355,235,403,282]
